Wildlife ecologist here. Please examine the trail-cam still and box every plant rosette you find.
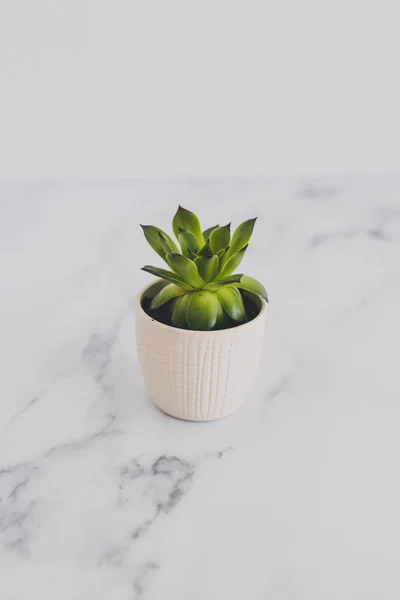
[136,206,268,421]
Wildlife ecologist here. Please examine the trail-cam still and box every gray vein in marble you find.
[6,289,131,435]
[204,446,235,460]
[8,476,29,502]
[2,308,126,437]
[0,463,40,555]
[82,305,127,391]
[119,459,145,497]
[2,397,40,433]
[128,455,194,538]
[98,547,125,568]
[1,363,84,435]
[131,518,155,542]
[83,333,115,386]
[99,455,195,567]
[133,561,159,599]
[44,414,118,459]
[268,376,290,402]
[151,455,194,513]
[1,412,119,556]
[100,450,238,586]
[17,306,132,461]
[97,446,231,581]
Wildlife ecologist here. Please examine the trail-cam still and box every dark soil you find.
[142,295,173,326]
[142,290,261,331]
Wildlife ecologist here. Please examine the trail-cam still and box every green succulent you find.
[141,206,268,331]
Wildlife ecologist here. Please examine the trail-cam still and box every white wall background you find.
[0,0,399,180]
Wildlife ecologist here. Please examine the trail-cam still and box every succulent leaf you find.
[205,274,244,291]
[171,293,191,327]
[194,255,219,283]
[150,283,186,309]
[216,287,246,322]
[187,248,198,260]
[178,228,200,257]
[236,275,268,301]
[199,240,213,257]
[141,265,192,288]
[141,225,179,263]
[216,247,228,271]
[186,291,219,330]
[167,253,205,288]
[172,206,203,247]
[202,225,219,242]
[158,231,179,256]
[216,300,229,328]
[223,218,257,263]
[218,244,248,278]
[209,224,231,254]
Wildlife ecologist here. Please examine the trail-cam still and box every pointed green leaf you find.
[167,253,205,288]
[216,287,246,322]
[158,231,179,256]
[218,245,248,278]
[194,255,219,283]
[202,225,219,242]
[199,240,213,257]
[209,224,231,254]
[187,248,198,260]
[215,299,229,329]
[205,274,244,291]
[171,293,191,328]
[141,265,192,289]
[224,218,257,262]
[186,291,219,330]
[178,228,201,257]
[236,275,268,301]
[141,225,179,263]
[150,283,186,309]
[216,247,228,272]
[172,206,203,246]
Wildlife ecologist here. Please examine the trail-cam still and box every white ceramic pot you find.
[135,281,267,421]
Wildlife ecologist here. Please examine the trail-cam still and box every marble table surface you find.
[1,177,399,599]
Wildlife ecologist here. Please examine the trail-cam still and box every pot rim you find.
[136,280,267,335]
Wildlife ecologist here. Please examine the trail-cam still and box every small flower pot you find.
[135,281,267,421]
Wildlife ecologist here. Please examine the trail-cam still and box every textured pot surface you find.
[135,282,267,421]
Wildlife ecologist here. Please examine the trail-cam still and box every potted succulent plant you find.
[136,206,268,421]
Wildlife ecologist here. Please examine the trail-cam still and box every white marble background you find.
[0,177,399,599]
